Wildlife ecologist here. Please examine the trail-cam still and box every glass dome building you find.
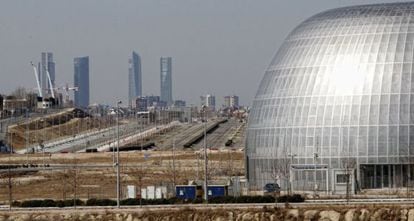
[246,2,414,193]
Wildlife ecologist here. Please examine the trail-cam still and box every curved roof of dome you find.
[246,1,414,189]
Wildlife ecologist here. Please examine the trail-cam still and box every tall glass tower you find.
[128,51,142,107]
[160,57,173,106]
[74,56,89,108]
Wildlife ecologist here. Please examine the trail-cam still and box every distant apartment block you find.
[147,95,160,107]
[136,96,148,112]
[200,94,216,111]
[224,95,239,108]
[174,100,186,107]
[135,95,167,110]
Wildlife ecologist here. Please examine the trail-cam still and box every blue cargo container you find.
[207,185,228,198]
[176,185,197,199]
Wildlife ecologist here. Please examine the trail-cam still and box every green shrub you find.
[121,198,177,206]
[86,198,116,206]
[207,195,303,204]
[277,194,304,203]
[55,200,65,208]
[191,198,204,204]
[18,199,87,208]
[208,196,231,204]
[12,194,304,207]
[86,198,98,206]
[234,195,273,203]
[21,200,43,207]
[168,197,180,204]
[120,198,139,205]
[63,199,84,207]
[40,199,56,207]
[11,201,21,207]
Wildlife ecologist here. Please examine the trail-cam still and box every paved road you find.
[2,198,414,211]
[18,119,158,154]
[193,118,242,149]
[151,119,227,150]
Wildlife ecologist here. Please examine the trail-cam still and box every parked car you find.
[263,183,280,193]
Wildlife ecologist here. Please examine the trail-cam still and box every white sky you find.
[0,0,404,106]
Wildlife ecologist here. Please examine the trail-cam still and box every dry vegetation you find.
[7,108,114,150]
[0,150,244,202]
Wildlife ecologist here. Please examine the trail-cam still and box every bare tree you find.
[10,87,27,99]
[7,167,13,210]
[0,168,17,210]
[128,166,147,206]
[269,162,280,205]
[64,168,78,204]
[341,157,356,203]
[407,157,413,199]
[270,155,292,195]
[48,169,69,200]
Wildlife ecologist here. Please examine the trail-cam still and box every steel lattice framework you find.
[247,2,414,191]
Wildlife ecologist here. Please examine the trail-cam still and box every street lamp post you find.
[288,153,296,195]
[25,108,29,165]
[116,101,122,208]
[313,152,318,198]
[202,105,208,203]
[112,113,116,164]
[172,136,176,191]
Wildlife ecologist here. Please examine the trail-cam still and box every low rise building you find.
[200,94,216,111]
[136,96,148,112]
[174,100,186,107]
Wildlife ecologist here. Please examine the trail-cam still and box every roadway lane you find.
[193,118,241,149]
[18,119,160,153]
[3,198,414,211]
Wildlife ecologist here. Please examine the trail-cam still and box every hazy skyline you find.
[0,0,404,106]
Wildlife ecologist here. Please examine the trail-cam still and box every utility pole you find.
[116,101,122,208]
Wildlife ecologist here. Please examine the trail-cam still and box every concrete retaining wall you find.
[1,205,414,221]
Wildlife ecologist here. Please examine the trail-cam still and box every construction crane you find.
[30,62,78,108]
[57,83,78,105]
[30,62,56,109]
[30,62,43,98]
[45,68,55,99]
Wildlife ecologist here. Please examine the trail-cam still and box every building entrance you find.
[360,164,414,189]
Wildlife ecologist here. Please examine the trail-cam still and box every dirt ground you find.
[7,108,115,150]
[0,150,244,203]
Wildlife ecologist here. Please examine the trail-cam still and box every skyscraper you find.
[160,57,173,105]
[74,56,89,108]
[39,52,55,95]
[128,51,142,107]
